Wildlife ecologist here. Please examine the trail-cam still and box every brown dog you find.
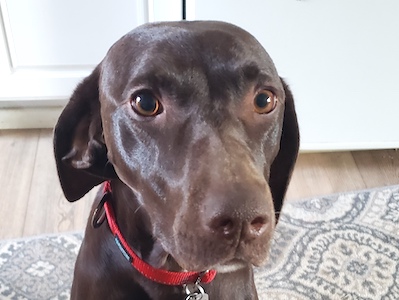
[54,21,299,300]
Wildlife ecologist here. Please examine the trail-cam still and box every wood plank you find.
[286,152,366,201]
[351,149,399,188]
[0,129,40,238]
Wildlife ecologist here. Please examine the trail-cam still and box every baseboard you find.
[300,142,399,152]
[0,106,63,129]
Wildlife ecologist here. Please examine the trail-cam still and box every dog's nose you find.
[207,213,270,241]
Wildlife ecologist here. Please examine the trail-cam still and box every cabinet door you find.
[186,0,399,151]
[0,0,181,105]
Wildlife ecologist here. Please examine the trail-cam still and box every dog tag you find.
[185,293,209,300]
[201,293,209,300]
[184,283,209,300]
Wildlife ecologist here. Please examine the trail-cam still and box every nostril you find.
[209,217,237,237]
[249,215,268,235]
[207,213,271,239]
[219,219,234,232]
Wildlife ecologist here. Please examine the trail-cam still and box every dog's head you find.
[54,21,299,271]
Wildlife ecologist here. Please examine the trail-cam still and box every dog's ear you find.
[54,65,116,202]
[269,78,300,217]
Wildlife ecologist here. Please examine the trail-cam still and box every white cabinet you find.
[0,0,181,127]
[0,0,143,103]
[187,0,399,151]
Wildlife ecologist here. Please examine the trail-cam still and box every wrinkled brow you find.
[126,61,277,105]
[242,63,273,84]
[127,68,207,104]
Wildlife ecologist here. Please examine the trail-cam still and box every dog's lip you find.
[179,259,247,274]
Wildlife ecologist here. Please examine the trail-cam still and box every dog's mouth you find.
[183,228,273,271]
[152,235,273,274]
[169,249,270,274]
[156,253,252,275]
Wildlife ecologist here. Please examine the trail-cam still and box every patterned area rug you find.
[1,186,398,300]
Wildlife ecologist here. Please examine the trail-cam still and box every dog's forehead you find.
[101,21,283,103]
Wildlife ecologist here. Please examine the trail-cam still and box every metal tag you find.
[201,293,209,300]
[184,283,209,300]
[185,293,209,300]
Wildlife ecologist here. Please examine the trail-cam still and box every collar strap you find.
[102,181,217,286]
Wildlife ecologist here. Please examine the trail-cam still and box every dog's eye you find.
[253,90,277,114]
[131,91,161,116]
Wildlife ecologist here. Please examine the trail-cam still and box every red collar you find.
[98,181,217,286]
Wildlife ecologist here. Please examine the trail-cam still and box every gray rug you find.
[1,186,399,300]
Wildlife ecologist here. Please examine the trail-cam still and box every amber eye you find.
[131,91,161,116]
[253,90,277,114]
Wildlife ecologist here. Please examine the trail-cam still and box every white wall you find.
[187,0,399,150]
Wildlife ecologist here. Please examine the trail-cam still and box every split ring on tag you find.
[184,283,209,300]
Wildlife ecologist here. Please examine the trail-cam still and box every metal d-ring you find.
[91,192,110,228]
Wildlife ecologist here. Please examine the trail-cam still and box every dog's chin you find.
[188,245,271,272]
[170,256,270,274]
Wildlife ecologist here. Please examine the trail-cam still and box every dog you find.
[54,20,299,300]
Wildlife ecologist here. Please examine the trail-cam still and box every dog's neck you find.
[108,180,171,269]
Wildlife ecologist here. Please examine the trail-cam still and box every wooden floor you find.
[1,129,398,240]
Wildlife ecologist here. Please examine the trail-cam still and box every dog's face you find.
[54,21,299,272]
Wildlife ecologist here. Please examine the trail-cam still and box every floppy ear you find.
[54,65,116,202]
[269,78,300,218]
